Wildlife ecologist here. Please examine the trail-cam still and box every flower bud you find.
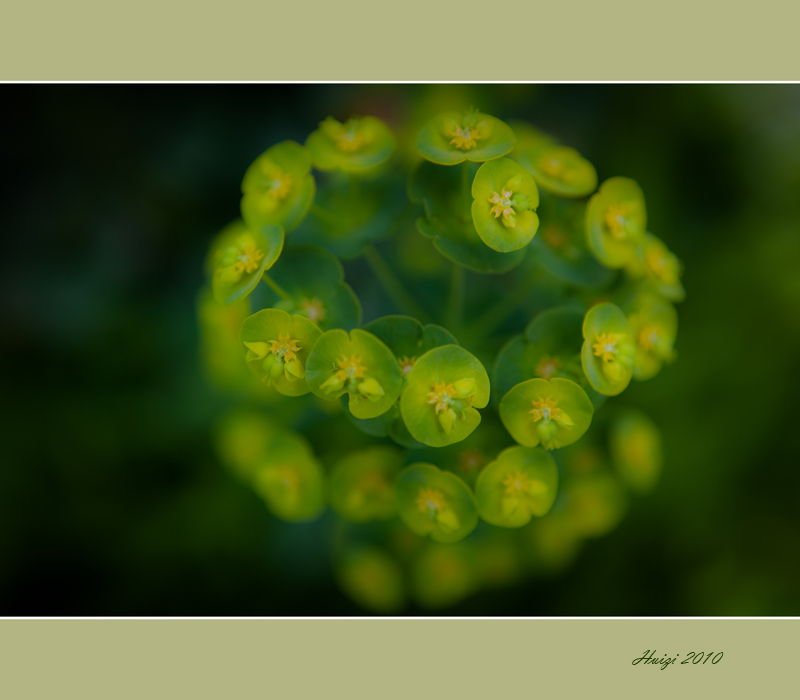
[438,407,457,435]
[284,357,305,380]
[245,341,269,361]
[357,377,385,402]
[319,373,345,395]
[452,378,476,399]
[602,359,622,382]
[436,509,460,533]
[537,420,558,447]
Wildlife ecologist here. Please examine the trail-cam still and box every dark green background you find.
[2,85,799,615]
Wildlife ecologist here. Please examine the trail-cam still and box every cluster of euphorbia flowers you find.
[200,104,683,611]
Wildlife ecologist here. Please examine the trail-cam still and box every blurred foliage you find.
[2,84,800,615]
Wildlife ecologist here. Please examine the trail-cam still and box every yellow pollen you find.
[592,332,620,362]
[335,355,367,382]
[502,471,532,495]
[416,487,445,514]
[427,380,456,414]
[605,203,632,240]
[489,188,515,225]
[232,238,265,274]
[398,356,416,377]
[535,355,562,380]
[637,324,660,351]
[530,396,562,422]
[269,332,302,362]
[299,297,326,323]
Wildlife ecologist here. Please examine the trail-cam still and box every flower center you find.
[605,203,631,240]
[646,247,679,285]
[637,324,660,351]
[337,355,366,381]
[416,487,445,514]
[232,238,265,274]
[535,355,561,380]
[592,333,620,362]
[269,333,302,362]
[450,124,481,150]
[489,188,519,228]
[427,380,457,414]
[530,396,562,423]
[299,297,326,323]
[398,355,416,377]
[539,154,566,178]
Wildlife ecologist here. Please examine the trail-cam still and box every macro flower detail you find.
[398,356,416,377]
[586,177,647,268]
[417,109,515,165]
[306,115,396,171]
[427,378,476,435]
[581,303,636,395]
[299,297,326,323]
[535,355,562,380]
[592,332,620,363]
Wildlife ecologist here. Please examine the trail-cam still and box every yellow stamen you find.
[231,238,265,275]
[427,380,456,414]
[449,123,481,150]
[268,332,302,362]
[645,246,680,285]
[592,332,620,362]
[530,396,562,422]
[416,487,445,514]
[488,188,516,227]
[637,324,660,351]
[398,355,416,377]
[605,203,632,240]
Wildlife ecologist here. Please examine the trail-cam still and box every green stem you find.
[262,273,293,302]
[461,161,470,206]
[445,263,464,333]
[348,172,361,206]
[364,245,430,323]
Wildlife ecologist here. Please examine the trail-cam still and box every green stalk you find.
[262,273,293,302]
[364,245,430,323]
[445,263,464,333]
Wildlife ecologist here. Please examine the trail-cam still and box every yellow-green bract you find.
[499,377,594,450]
[306,116,396,172]
[305,328,403,419]
[517,144,597,198]
[581,302,636,396]
[586,177,647,268]
[417,109,515,165]
[609,410,663,493]
[336,547,405,613]
[400,344,491,448]
[329,445,404,523]
[207,220,284,305]
[396,463,478,543]
[475,446,558,527]
[240,308,322,397]
[471,158,540,253]
[622,292,678,381]
[240,140,315,232]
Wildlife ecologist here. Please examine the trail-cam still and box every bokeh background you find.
[2,84,800,616]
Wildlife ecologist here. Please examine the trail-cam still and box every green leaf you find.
[262,245,361,331]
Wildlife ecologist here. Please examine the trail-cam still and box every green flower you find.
[305,328,403,419]
[252,430,325,522]
[609,410,663,494]
[336,547,405,613]
[622,292,678,381]
[417,108,515,165]
[329,446,404,523]
[240,141,315,232]
[409,159,526,273]
[581,302,636,395]
[396,463,478,543]
[499,378,594,450]
[240,308,322,396]
[214,409,281,483]
[208,220,283,305]
[306,116,396,172]
[475,446,558,527]
[471,158,540,253]
[517,144,597,198]
[637,233,685,302]
[586,177,647,268]
[400,345,491,448]
[565,472,627,538]
[197,287,252,392]
[411,542,479,609]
